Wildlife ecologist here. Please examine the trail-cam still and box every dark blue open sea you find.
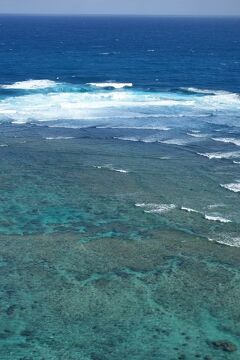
[0,15,240,359]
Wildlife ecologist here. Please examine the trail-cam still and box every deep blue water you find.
[0,16,240,360]
[0,16,240,91]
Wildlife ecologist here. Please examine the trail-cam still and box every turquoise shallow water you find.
[0,124,240,359]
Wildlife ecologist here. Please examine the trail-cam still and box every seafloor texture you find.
[0,125,240,359]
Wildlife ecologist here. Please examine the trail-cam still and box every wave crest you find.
[0,80,239,126]
[135,203,176,214]
[1,79,57,90]
[87,82,133,89]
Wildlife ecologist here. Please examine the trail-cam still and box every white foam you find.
[113,168,128,173]
[1,79,57,90]
[212,137,240,146]
[161,139,189,146]
[87,82,133,89]
[182,87,231,95]
[0,110,16,114]
[198,151,240,159]
[187,132,206,138]
[94,165,128,173]
[182,87,215,94]
[233,161,240,164]
[45,136,74,140]
[114,136,140,142]
[0,81,240,126]
[135,203,176,213]
[0,144,8,147]
[220,182,240,192]
[103,125,170,131]
[181,206,199,213]
[209,236,240,248]
[204,215,232,223]
[207,204,225,209]
[116,136,188,145]
[159,156,171,160]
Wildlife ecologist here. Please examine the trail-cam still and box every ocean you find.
[0,15,240,359]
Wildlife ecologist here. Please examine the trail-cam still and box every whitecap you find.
[87,82,133,89]
[160,139,189,146]
[117,137,189,145]
[94,165,128,173]
[135,203,176,213]
[207,204,225,209]
[187,132,206,138]
[220,182,240,193]
[204,215,232,223]
[181,206,200,213]
[103,125,170,131]
[1,79,57,90]
[182,87,231,95]
[45,136,74,140]
[114,136,140,142]
[198,151,240,159]
[181,87,215,95]
[212,137,240,146]
[209,236,240,248]
[113,168,128,173]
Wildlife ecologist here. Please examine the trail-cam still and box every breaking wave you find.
[1,79,57,90]
[87,82,133,89]
[204,215,232,223]
[220,182,240,193]
[135,203,176,213]
[212,137,240,146]
[0,80,239,128]
[198,151,240,159]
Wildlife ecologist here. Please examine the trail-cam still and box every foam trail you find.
[100,125,171,131]
[221,183,240,193]
[1,79,57,90]
[198,151,240,159]
[181,207,200,214]
[161,139,190,146]
[45,136,74,140]
[212,137,240,146]
[0,80,240,126]
[181,87,216,94]
[94,165,128,173]
[209,236,240,248]
[187,132,206,138]
[87,82,133,89]
[181,87,232,95]
[135,203,176,213]
[113,169,128,173]
[204,215,232,223]
[207,204,225,209]
[114,137,140,142]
